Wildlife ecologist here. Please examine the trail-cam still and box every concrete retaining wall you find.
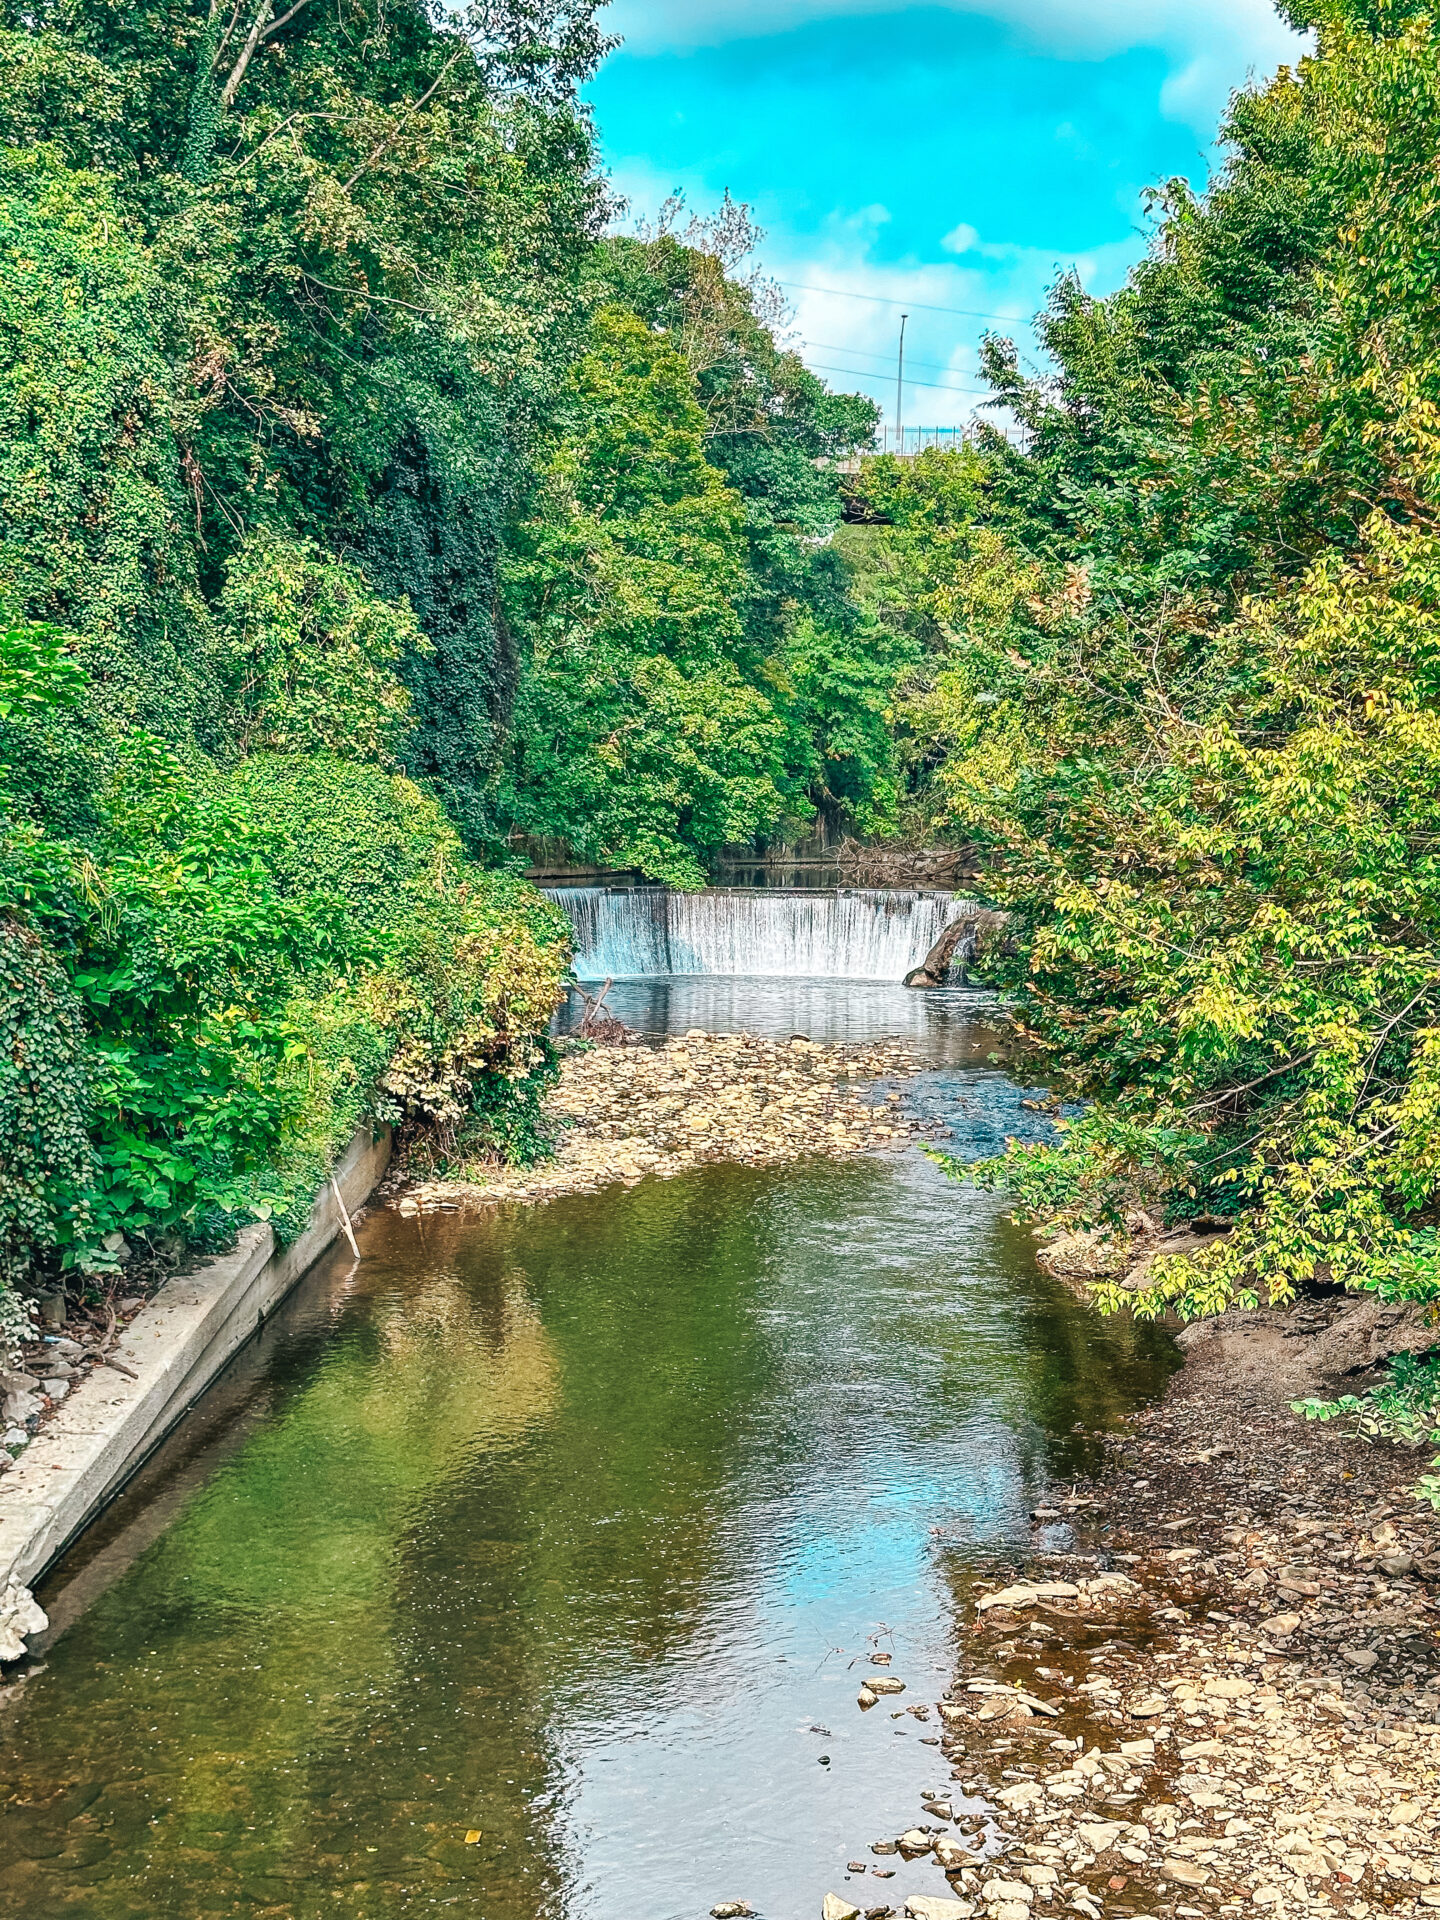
[0,1125,391,1611]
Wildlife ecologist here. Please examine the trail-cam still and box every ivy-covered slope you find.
[0,0,599,1311]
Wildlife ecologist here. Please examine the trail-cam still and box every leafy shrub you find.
[0,627,571,1278]
[0,916,93,1293]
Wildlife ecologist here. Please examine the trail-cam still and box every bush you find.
[0,629,571,1280]
[0,916,92,1334]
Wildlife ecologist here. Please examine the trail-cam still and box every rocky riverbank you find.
[393,1031,940,1214]
[820,1294,1440,1920]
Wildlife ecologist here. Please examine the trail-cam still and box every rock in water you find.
[0,1579,47,1662]
[905,1899,975,1920]
[711,1905,754,1918]
[823,1896,862,1920]
[867,1675,906,1694]
[979,1880,1033,1906]
[978,1696,1030,1722]
[1077,1823,1125,1852]
[1127,1693,1167,1716]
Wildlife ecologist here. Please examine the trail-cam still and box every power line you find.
[804,360,993,397]
[777,279,1022,324]
[800,337,981,379]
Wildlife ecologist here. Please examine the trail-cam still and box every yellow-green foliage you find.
[220,535,427,767]
[890,5,1440,1363]
[230,754,571,1233]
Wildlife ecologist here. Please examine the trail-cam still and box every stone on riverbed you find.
[977,1581,1079,1612]
[711,1904,754,1918]
[823,1895,862,1920]
[977,1696,1028,1721]
[397,1033,934,1215]
[980,1879,1033,1906]
[1076,1823,1124,1853]
[905,1898,976,1920]
[1161,1859,1209,1887]
[867,1675,906,1695]
[1127,1694,1168,1717]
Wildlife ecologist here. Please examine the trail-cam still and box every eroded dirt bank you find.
[833,1300,1440,1920]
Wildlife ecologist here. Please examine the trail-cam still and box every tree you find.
[503,307,792,886]
[904,1,1440,1420]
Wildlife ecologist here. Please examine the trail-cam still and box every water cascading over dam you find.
[549,886,970,982]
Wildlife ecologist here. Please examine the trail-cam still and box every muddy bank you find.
[835,1297,1440,1920]
[392,1031,943,1213]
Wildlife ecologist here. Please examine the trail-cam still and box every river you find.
[0,985,1174,1920]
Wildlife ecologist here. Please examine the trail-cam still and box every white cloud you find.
[601,160,1151,430]
[941,221,980,256]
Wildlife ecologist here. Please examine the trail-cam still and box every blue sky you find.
[587,0,1308,430]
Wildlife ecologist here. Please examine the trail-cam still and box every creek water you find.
[0,996,1175,1920]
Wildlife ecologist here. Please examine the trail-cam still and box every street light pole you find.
[895,311,908,455]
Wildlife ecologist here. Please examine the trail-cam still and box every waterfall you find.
[548,886,978,982]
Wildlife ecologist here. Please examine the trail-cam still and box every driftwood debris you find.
[836,840,975,888]
[574,977,630,1044]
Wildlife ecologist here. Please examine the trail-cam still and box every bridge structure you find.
[828,425,969,473]
[871,424,968,456]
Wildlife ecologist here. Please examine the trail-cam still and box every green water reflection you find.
[0,1077,1175,1920]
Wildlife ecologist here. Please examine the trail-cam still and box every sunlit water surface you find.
[0,1000,1175,1920]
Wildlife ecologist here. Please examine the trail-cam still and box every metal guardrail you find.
[872,425,968,456]
[826,427,970,471]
